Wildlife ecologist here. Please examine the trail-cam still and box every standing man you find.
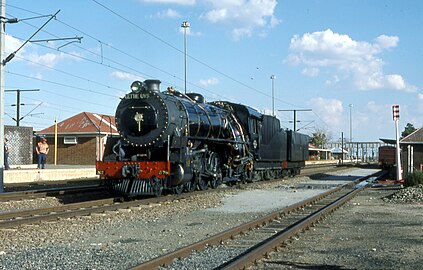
[4,138,9,170]
[36,137,49,169]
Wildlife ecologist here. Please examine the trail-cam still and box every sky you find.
[2,0,422,142]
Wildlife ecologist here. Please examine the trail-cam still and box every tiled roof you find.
[37,112,118,135]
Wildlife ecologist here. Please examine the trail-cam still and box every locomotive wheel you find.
[209,170,222,189]
[172,184,184,195]
[150,177,162,197]
[197,175,208,190]
[183,180,196,193]
[207,152,222,189]
[264,170,271,181]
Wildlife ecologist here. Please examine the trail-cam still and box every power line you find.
[9,2,308,115]
[90,0,303,108]
[5,71,117,110]
[8,3,273,105]
[6,70,117,98]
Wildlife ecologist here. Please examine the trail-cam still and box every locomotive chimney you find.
[144,79,161,92]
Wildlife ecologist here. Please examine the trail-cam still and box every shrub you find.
[405,170,423,186]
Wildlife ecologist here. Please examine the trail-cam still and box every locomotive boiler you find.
[96,79,309,196]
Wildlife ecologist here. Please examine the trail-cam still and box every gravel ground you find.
[256,185,423,270]
[1,168,419,270]
[0,197,62,213]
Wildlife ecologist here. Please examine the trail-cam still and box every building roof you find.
[308,143,331,152]
[330,147,349,154]
[401,127,423,142]
[37,112,118,135]
[380,126,423,145]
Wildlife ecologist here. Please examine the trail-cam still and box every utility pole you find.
[5,89,40,126]
[0,5,61,192]
[278,109,312,131]
[0,0,5,192]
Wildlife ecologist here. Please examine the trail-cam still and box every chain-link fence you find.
[5,125,33,166]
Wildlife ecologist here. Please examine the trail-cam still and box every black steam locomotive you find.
[96,80,309,196]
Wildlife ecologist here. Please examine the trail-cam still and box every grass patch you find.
[405,170,423,186]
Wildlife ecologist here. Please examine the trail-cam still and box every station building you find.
[35,112,117,165]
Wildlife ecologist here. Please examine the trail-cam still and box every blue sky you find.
[3,0,422,142]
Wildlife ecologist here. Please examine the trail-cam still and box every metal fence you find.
[5,125,33,166]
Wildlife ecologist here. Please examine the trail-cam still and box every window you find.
[64,136,77,144]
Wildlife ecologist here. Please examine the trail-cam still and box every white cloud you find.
[309,97,343,128]
[366,101,384,114]
[156,8,182,18]
[375,35,399,49]
[199,77,219,87]
[26,52,79,68]
[287,29,416,92]
[143,0,196,5]
[201,0,279,40]
[5,34,25,55]
[111,71,143,81]
[418,93,423,100]
[302,67,319,77]
[5,34,82,68]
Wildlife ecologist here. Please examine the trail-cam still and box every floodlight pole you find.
[341,131,344,165]
[181,21,190,94]
[349,104,353,142]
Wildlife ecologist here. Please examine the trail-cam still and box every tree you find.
[310,127,332,148]
[401,123,416,139]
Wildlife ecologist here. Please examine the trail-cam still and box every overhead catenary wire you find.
[88,1,340,135]
[7,3,286,106]
[90,0,303,108]
[6,2,337,135]
[7,28,227,102]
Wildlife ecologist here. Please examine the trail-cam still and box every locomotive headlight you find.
[131,81,143,93]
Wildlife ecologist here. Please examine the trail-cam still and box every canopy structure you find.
[330,147,349,154]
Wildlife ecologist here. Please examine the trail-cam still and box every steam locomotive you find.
[96,79,309,196]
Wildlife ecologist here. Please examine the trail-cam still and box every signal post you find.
[392,105,402,182]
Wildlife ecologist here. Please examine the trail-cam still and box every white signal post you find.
[392,105,402,182]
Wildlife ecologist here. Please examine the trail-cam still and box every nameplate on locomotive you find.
[124,93,150,99]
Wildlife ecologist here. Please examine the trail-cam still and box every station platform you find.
[3,165,99,185]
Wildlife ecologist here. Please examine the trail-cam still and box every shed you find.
[308,144,332,160]
[36,112,118,165]
[400,127,423,176]
[330,147,348,160]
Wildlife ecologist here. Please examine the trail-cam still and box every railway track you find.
[0,162,345,202]
[0,164,365,230]
[0,184,107,202]
[131,170,383,270]
[0,192,194,229]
